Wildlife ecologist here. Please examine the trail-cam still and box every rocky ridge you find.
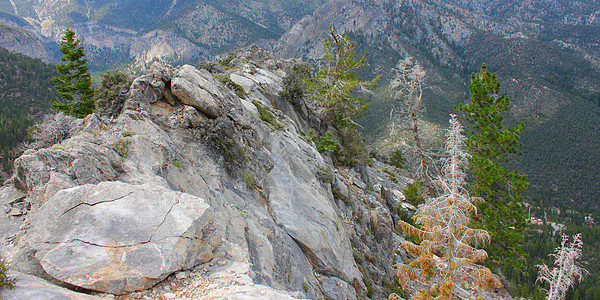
[1,46,412,299]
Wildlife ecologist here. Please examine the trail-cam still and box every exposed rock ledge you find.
[1,46,410,299]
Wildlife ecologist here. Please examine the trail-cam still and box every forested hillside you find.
[0,47,56,179]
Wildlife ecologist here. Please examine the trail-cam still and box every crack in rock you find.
[59,191,135,217]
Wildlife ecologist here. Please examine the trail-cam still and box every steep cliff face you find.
[0,47,412,299]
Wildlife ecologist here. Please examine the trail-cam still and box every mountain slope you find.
[274,0,600,210]
[0,0,328,69]
[0,46,57,178]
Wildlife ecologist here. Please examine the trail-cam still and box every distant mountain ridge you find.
[0,0,327,69]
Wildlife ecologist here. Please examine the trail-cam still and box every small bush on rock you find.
[215,75,246,99]
[0,257,15,290]
[307,130,339,155]
[403,181,425,205]
[389,149,406,169]
[280,62,312,108]
[252,100,283,130]
[196,118,248,173]
[95,70,130,118]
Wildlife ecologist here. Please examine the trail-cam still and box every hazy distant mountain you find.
[0,0,327,69]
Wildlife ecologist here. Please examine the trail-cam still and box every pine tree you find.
[304,23,379,129]
[456,64,529,270]
[51,29,95,118]
[303,23,380,166]
[394,115,501,299]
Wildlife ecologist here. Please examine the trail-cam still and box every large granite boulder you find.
[25,182,220,295]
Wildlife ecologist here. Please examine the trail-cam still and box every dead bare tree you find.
[390,56,435,195]
[394,115,501,299]
[537,233,588,300]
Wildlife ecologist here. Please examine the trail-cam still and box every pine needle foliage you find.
[304,24,379,129]
[455,63,528,270]
[395,115,501,299]
[51,29,95,118]
[537,233,588,300]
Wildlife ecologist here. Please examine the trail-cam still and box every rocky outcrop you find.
[0,47,411,299]
[27,182,219,295]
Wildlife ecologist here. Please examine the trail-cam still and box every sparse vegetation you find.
[0,256,15,290]
[173,159,183,168]
[113,138,131,158]
[216,75,246,99]
[242,171,255,190]
[252,100,283,130]
[121,129,135,137]
[382,168,397,183]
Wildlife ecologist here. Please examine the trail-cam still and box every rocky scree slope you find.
[0,47,412,299]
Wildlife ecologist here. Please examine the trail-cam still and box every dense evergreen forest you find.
[0,47,56,179]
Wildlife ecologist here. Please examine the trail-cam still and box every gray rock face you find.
[267,131,362,284]
[0,271,103,300]
[26,182,220,295]
[2,52,407,299]
[171,77,221,118]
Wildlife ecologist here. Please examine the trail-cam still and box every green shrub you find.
[242,171,255,190]
[280,62,312,107]
[121,129,135,137]
[389,149,406,169]
[403,181,425,205]
[252,100,283,130]
[173,159,183,168]
[215,75,246,99]
[336,127,369,167]
[307,130,339,155]
[196,119,248,172]
[94,70,130,118]
[316,166,334,184]
[0,257,15,290]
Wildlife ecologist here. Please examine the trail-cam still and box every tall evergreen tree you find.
[456,64,529,270]
[52,29,94,118]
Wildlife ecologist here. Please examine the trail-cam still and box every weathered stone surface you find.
[0,271,104,300]
[2,54,407,299]
[267,130,362,284]
[26,182,220,295]
[175,65,232,102]
[171,77,221,118]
